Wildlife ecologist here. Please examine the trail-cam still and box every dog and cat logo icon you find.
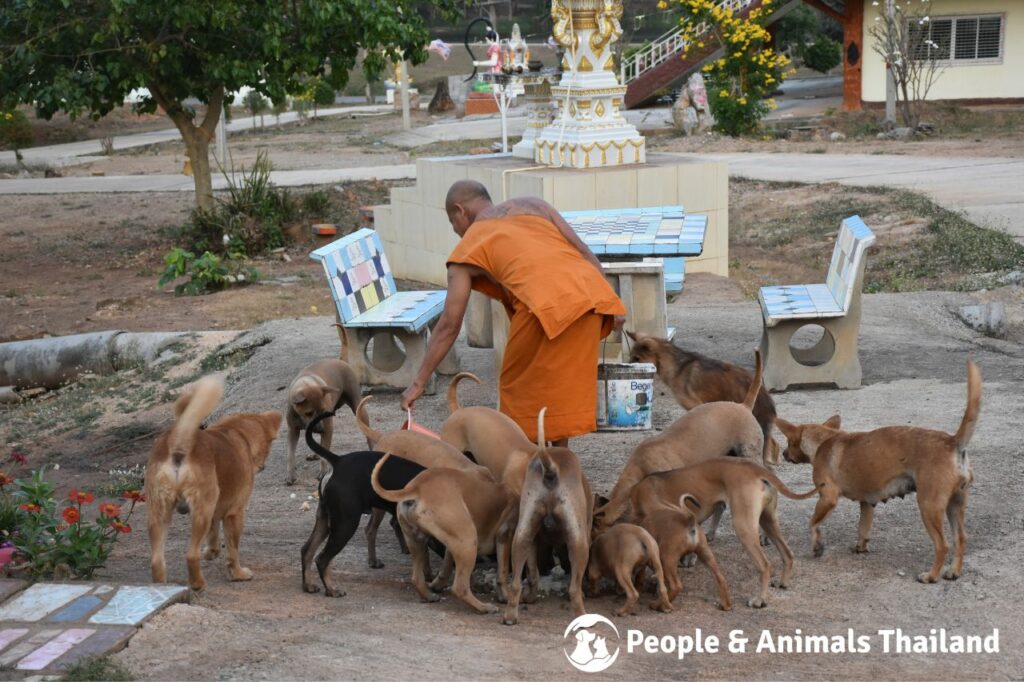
[563,614,621,672]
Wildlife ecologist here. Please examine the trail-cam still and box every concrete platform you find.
[0,581,188,675]
[372,152,729,287]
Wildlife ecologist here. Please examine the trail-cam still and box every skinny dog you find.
[284,328,363,485]
[628,458,817,607]
[371,453,515,614]
[596,350,765,531]
[146,376,282,591]
[775,360,981,584]
[502,409,593,625]
[639,498,732,610]
[587,523,672,616]
[627,331,780,464]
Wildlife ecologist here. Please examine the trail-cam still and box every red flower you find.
[111,520,132,534]
[9,451,27,465]
[122,490,146,503]
[68,489,94,504]
[0,472,13,486]
[62,507,81,524]
[19,503,41,513]
[99,503,122,518]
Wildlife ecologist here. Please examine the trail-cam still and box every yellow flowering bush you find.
[677,0,794,135]
[0,109,32,151]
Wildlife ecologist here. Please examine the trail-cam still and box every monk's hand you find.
[613,314,627,331]
[400,381,425,411]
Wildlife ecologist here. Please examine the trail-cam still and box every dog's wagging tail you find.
[447,372,482,413]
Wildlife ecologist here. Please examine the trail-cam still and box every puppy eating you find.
[146,376,282,591]
[775,360,981,584]
[587,523,672,616]
[627,331,780,464]
[628,458,817,608]
[284,338,363,485]
[639,499,732,610]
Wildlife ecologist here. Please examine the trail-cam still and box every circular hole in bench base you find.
[365,333,407,373]
[788,324,835,367]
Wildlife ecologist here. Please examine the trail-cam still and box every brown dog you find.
[439,372,536,495]
[371,453,515,614]
[775,360,981,584]
[502,409,593,626]
[354,395,483,567]
[627,331,780,464]
[285,336,363,485]
[639,500,732,610]
[587,523,672,616]
[628,458,816,608]
[146,376,282,591]
[595,350,765,532]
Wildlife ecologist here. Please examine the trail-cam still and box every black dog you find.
[298,400,427,593]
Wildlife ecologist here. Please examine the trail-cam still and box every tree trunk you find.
[148,82,225,212]
[429,79,455,114]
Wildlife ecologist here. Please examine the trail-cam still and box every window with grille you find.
[908,14,1004,64]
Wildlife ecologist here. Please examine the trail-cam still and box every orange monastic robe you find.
[448,214,626,441]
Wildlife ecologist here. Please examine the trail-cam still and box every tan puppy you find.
[587,523,672,616]
[503,409,593,626]
[371,453,515,614]
[775,360,981,584]
[628,458,816,608]
[285,335,363,485]
[595,350,765,532]
[627,331,780,464]
[639,500,732,610]
[146,376,282,591]
[439,372,536,495]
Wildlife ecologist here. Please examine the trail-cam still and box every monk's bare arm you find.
[400,264,473,410]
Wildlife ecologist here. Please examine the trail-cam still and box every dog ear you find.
[624,329,637,341]
[774,418,796,437]
[291,393,306,405]
[679,493,701,511]
[824,414,842,429]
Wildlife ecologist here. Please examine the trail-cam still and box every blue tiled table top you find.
[563,206,706,257]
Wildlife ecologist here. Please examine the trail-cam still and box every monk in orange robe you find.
[400,180,626,445]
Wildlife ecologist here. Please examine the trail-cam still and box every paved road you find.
[0,164,417,194]
[689,152,1024,239]
[0,105,392,169]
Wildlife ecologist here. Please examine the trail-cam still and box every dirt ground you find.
[52,288,1015,680]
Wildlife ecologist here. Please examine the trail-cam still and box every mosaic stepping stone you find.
[88,585,188,626]
[0,583,92,623]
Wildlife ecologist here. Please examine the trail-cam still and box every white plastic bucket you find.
[597,363,656,431]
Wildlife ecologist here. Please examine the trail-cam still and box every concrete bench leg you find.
[465,291,494,348]
[428,320,461,376]
[760,311,863,392]
[346,327,438,395]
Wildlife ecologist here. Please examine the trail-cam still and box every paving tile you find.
[0,627,29,652]
[88,585,188,626]
[0,584,92,623]
[16,627,95,671]
[0,628,61,667]
[48,595,104,623]
[48,626,135,673]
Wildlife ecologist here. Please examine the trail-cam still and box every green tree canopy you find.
[1,0,456,208]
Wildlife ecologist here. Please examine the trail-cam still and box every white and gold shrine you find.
[535,0,646,168]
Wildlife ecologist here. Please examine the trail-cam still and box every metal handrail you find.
[620,0,756,84]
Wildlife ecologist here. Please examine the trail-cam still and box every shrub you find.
[8,467,144,580]
[0,109,32,151]
[158,248,230,296]
[674,0,794,136]
[313,78,336,107]
[801,37,842,74]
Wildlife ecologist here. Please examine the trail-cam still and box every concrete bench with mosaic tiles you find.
[757,215,876,391]
[311,228,457,392]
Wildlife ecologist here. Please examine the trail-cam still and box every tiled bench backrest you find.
[825,216,876,314]
[312,228,397,323]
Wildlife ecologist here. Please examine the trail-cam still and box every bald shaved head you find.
[445,180,493,236]
[445,180,491,211]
